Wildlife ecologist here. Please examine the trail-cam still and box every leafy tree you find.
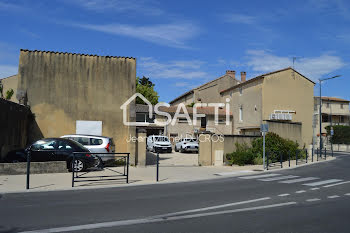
[0,81,3,98]
[326,125,350,144]
[5,88,14,100]
[136,76,159,105]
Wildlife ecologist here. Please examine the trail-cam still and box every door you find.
[55,140,75,161]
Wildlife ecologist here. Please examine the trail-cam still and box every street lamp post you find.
[318,75,341,158]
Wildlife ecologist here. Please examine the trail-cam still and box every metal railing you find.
[71,152,130,187]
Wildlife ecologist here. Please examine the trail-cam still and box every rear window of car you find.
[90,138,103,145]
[69,137,89,145]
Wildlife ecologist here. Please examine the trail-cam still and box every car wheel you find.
[175,147,178,152]
[95,156,103,168]
[180,147,185,153]
[69,159,86,172]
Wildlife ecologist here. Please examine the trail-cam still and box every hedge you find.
[325,125,350,144]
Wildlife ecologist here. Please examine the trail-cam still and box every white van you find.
[147,135,172,153]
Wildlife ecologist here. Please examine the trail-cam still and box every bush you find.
[226,132,301,166]
[325,125,350,144]
[226,142,257,166]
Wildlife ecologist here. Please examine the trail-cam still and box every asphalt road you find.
[1,152,350,233]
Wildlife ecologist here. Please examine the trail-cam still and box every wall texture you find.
[267,120,302,146]
[17,50,137,163]
[0,98,31,160]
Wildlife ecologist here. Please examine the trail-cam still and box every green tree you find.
[136,76,159,105]
[0,81,3,98]
[5,88,14,100]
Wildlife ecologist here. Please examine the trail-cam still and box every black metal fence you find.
[71,152,129,187]
[266,149,309,170]
[25,150,130,189]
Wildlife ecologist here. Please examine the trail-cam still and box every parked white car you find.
[147,135,172,153]
[175,138,199,153]
[61,134,115,162]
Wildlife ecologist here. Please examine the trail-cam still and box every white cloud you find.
[71,0,163,15]
[74,22,200,48]
[174,82,189,87]
[139,57,208,79]
[0,65,18,79]
[223,13,256,24]
[245,50,345,80]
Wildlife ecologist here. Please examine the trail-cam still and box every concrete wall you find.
[171,92,194,106]
[267,120,302,146]
[198,134,258,166]
[0,161,67,175]
[0,98,32,160]
[1,75,18,103]
[262,69,314,146]
[17,50,137,163]
[332,144,350,152]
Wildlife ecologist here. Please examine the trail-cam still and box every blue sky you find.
[0,0,349,103]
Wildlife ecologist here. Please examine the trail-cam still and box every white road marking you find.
[306,198,321,202]
[328,195,340,199]
[310,188,320,190]
[278,193,290,197]
[295,190,306,194]
[19,202,297,233]
[239,173,280,179]
[323,181,350,188]
[259,175,299,181]
[215,170,254,176]
[345,193,350,196]
[303,179,343,187]
[150,197,271,219]
[280,177,319,184]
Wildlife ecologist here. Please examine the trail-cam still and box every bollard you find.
[317,148,319,161]
[312,148,314,162]
[306,149,308,163]
[126,154,129,184]
[325,147,327,160]
[288,151,291,167]
[26,150,31,190]
[71,153,75,187]
[296,150,298,166]
[280,152,283,168]
[157,152,160,180]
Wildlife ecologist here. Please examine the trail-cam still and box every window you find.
[326,103,330,108]
[31,140,56,151]
[239,106,243,122]
[254,105,257,112]
[90,138,103,145]
[74,137,89,145]
[136,113,154,123]
[201,117,207,128]
[57,141,72,150]
[341,104,344,109]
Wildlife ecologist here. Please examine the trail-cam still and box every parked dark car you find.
[4,138,98,172]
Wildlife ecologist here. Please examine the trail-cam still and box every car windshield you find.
[155,137,169,142]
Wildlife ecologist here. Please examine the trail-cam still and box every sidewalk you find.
[0,156,335,194]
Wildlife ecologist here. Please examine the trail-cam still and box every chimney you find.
[226,70,235,79]
[240,71,246,82]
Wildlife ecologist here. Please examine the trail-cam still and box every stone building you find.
[14,49,137,162]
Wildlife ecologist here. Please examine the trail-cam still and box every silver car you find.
[61,134,115,162]
[175,138,199,153]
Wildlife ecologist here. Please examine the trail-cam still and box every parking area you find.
[146,151,198,166]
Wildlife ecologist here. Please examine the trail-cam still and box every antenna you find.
[291,56,303,79]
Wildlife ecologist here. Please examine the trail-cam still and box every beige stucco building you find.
[313,97,350,147]
[221,67,315,146]
[170,70,242,105]
[1,75,18,103]
[13,49,137,162]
